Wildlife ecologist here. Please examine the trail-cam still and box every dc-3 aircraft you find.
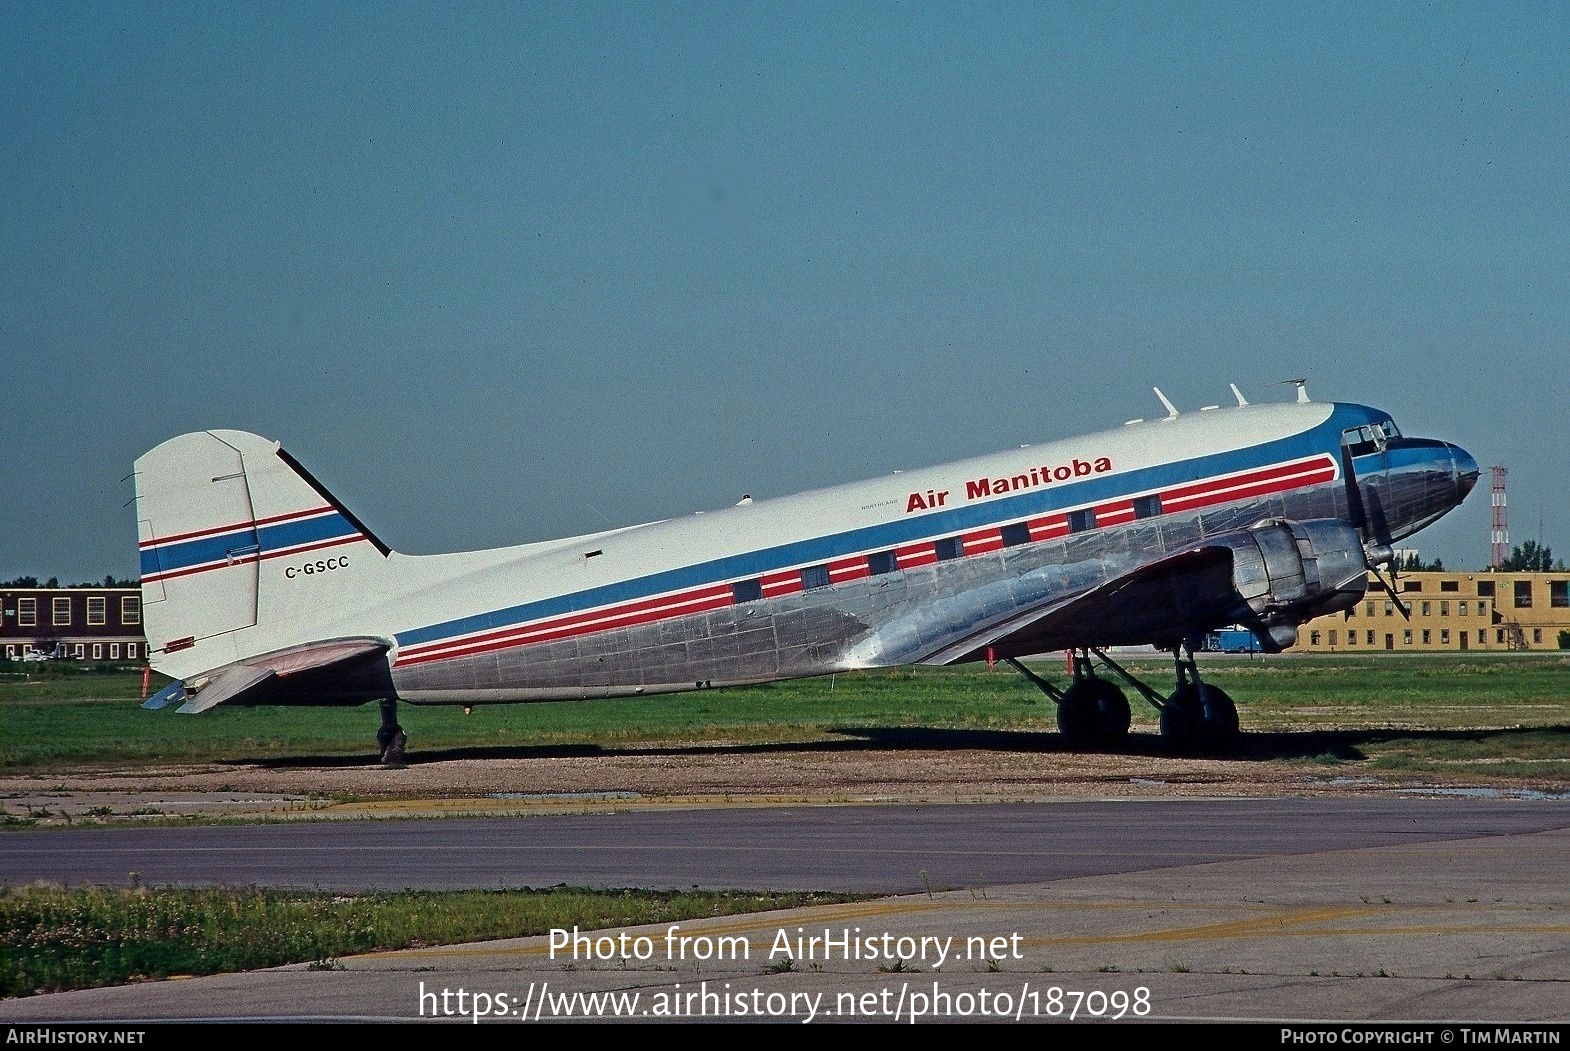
[135,384,1477,761]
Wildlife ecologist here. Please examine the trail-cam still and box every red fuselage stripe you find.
[391,455,1338,668]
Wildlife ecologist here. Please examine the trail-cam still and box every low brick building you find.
[0,587,147,663]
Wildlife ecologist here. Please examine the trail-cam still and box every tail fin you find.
[134,430,391,679]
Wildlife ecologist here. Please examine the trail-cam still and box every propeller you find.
[1340,441,1410,620]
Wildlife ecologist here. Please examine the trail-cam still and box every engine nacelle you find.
[1218,518,1370,649]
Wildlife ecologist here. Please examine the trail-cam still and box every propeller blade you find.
[1343,437,1409,617]
[1368,563,1412,620]
[1339,442,1368,533]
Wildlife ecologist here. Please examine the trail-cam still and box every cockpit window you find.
[1342,423,1390,457]
[1377,419,1401,441]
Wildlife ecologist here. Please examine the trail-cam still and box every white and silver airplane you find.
[134,385,1478,760]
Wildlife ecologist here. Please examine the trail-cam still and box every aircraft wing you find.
[914,544,1244,665]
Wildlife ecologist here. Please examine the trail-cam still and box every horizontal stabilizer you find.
[246,638,389,677]
[163,637,391,714]
[177,664,275,714]
[141,679,188,711]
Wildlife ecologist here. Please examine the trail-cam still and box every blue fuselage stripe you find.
[394,407,1387,650]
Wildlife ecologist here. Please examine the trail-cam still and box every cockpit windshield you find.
[1343,418,1400,457]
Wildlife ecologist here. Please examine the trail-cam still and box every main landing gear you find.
[1004,652,1130,749]
[376,698,407,765]
[1006,644,1240,755]
[1158,645,1239,755]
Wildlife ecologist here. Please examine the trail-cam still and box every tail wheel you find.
[377,699,406,765]
[1057,679,1132,749]
[1161,682,1239,755]
[379,730,407,766]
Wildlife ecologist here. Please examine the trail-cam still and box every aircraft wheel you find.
[1057,679,1132,749]
[1161,683,1240,755]
[376,700,408,766]
[380,729,407,766]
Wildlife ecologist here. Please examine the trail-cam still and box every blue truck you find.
[1204,628,1261,654]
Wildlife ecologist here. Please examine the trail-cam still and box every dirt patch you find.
[0,744,1485,825]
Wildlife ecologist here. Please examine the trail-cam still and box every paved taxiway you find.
[3,798,1568,1023]
[5,798,1566,892]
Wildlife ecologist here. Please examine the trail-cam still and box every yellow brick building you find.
[1298,571,1570,652]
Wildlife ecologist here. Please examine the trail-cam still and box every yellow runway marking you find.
[367,899,951,961]
[362,898,1568,962]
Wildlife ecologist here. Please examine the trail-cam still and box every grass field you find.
[2,653,1567,776]
[1,883,860,998]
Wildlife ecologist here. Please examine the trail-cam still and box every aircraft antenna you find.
[1152,387,1180,420]
[1277,378,1311,403]
[1229,383,1249,407]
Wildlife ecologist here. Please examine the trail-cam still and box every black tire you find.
[1161,682,1240,754]
[380,729,407,766]
[1057,679,1132,748]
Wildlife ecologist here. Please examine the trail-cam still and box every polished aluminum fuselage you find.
[359,401,1476,705]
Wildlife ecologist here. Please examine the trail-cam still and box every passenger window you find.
[800,565,831,590]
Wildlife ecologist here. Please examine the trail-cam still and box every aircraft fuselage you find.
[135,398,1476,710]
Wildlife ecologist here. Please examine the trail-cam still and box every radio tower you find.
[1490,466,1509,570]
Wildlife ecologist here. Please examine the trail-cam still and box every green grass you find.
[0,665,1061,768]
[2,655,1568,772]
[1,883,861,998]
[0,662,153,703]
[0,666,1094,767]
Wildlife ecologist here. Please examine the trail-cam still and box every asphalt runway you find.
[4,798,1569,1024]
[3,798,1567,892]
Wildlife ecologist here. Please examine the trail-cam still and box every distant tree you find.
[2,575,137,589]
[1501,541,1554,572]
[1397,553,1445,572]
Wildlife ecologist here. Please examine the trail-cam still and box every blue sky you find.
[3,1,1566,581]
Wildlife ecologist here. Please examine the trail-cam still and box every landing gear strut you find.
[1005,651,1130,749]
[376,698,406,765]
[1159,643,1239,755]
[1005,643,1242,754]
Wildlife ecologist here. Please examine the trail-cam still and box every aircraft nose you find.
[1451,444,1480,496]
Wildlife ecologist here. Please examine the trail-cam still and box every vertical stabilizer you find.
[134,430,391,679]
